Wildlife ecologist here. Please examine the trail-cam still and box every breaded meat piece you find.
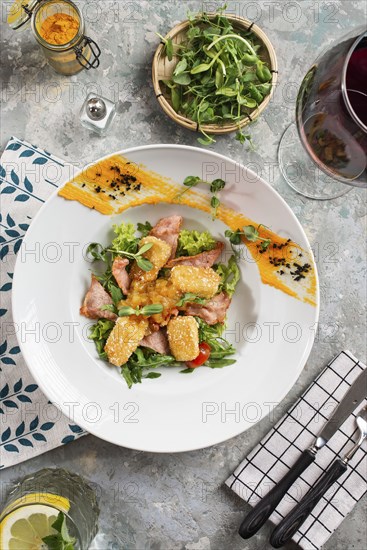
[167,316,199,361]
[131,236,171,283]
[105,317,148,366]
[170,266,221,298]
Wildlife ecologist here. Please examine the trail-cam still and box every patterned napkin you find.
[227,350,367,550]
[0,137,86,469]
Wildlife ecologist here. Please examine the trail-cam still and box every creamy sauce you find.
[58,155,317,306]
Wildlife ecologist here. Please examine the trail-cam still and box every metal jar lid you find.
[7,0,41,30]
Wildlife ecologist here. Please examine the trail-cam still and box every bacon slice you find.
[112,257,130,295]
[184,292,231,325]
[80,275,117,320]
[140,328,170,355]
[166,241,224,268]
[150,215,183,259]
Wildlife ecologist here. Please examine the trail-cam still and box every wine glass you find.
[278,28,367,200]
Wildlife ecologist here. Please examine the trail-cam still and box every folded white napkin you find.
[226,350,367,550]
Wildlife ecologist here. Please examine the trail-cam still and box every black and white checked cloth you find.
[226,351,367,550]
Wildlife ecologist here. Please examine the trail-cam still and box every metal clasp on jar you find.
[74,36,101,70]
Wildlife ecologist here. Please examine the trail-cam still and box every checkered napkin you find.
[0,136,86,469]
[226,350,367,549]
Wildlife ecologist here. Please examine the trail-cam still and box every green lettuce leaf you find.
[177,229,216,256]
[111,222,139,254]
[215,255,240,297]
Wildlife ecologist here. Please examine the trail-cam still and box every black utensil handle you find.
[270,459,348,548]
[238,449,315,539]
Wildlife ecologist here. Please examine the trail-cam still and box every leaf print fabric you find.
[0,137,86,469]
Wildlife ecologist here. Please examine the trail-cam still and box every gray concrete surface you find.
[1,1,366,548]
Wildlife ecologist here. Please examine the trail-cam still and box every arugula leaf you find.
[180,368,196,374]
[89,319,114,359]
[122,348,180,388]
[108,282,123,304]
[86,242,107,262]
[137,221,153,237]
[144,372,162,379]
[121,365,134,389]
[196,318,236,364]
[42,512,76,550]
[206,358,237,368]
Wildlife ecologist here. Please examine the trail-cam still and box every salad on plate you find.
[81,215,240,388]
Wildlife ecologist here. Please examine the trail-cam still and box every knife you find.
[238,366,367,539]
[269,405,367,547]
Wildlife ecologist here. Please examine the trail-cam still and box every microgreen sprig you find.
[118,304,164,317]
[159,6,273,146]
[225,224,272,251]
[176,175,226,219]
[107,242,153,272]
[156,32,174,61]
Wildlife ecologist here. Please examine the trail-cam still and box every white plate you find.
[12,145,319,452]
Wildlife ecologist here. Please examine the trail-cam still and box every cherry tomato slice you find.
[186,342,211,368]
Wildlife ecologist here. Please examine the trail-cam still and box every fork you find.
[270,406,367,548]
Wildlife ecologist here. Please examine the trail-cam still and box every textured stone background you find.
[1,1,366,548]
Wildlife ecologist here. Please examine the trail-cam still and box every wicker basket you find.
[152,15,278,135]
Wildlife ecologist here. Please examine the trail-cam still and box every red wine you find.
[296,31,367,186]
[346,46,367,126]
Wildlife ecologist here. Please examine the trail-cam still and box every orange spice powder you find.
[39,13,79,45]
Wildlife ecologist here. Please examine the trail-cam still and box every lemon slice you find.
[1,493,70,521]
[0,504,59,550]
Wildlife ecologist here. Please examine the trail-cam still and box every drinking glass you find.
[278,28,367,199]
[0,468,99,548]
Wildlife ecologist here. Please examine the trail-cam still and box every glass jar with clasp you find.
[7,0,101,75]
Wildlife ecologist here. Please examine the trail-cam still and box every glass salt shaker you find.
[80,93,117,136]
[7,0,101,75]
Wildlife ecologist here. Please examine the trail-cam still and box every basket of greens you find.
[152,6,278,145]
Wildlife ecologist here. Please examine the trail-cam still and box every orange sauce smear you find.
[58,155,317,306]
